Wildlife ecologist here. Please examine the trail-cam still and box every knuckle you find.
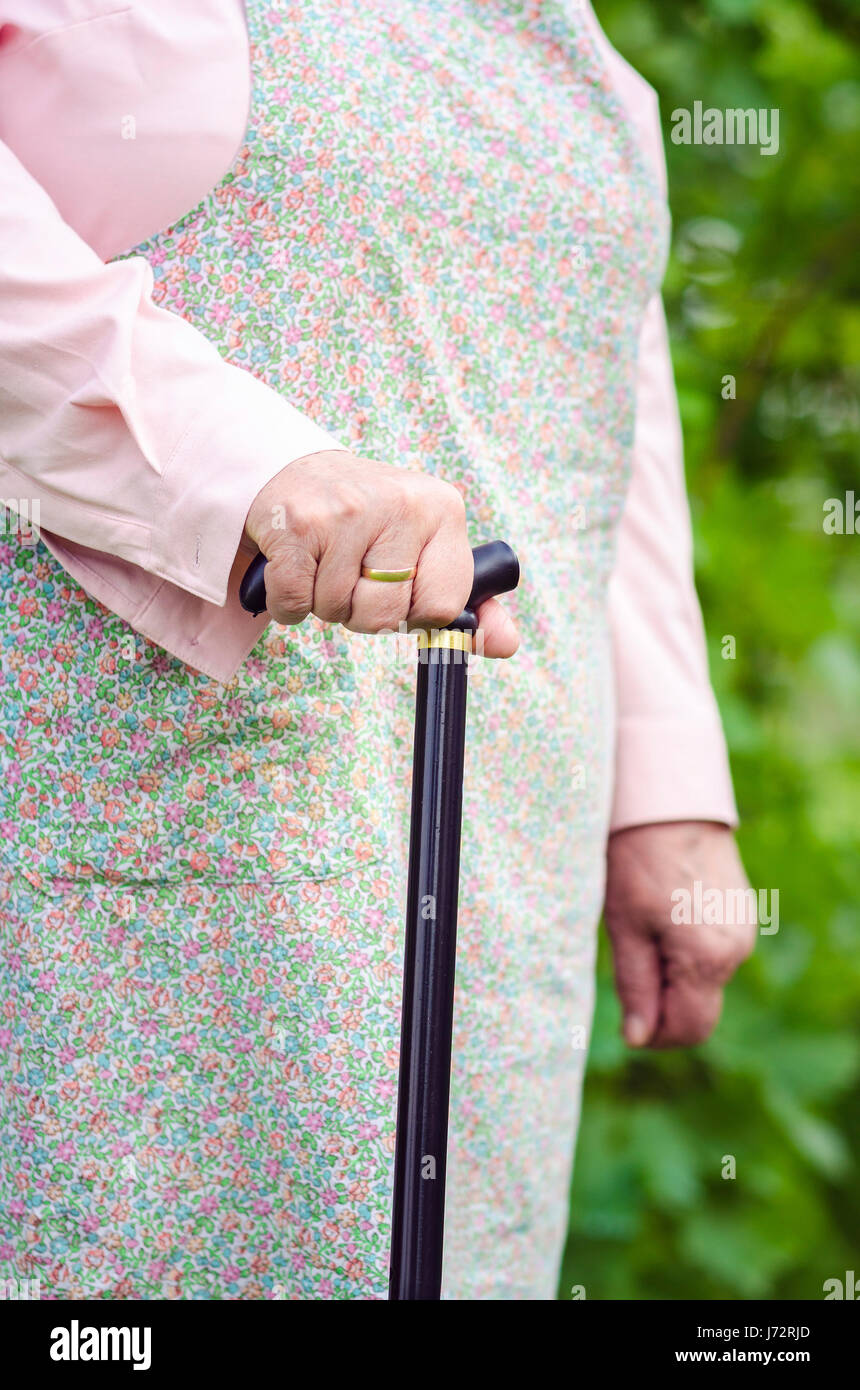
[384,491,417,531]
[439,480,466,521]
[287,502,327,546]
[700,955,733,989]
[709,934,752,981]
[393,468,423,503]
[332,481,365,522]
[728,938,755,973]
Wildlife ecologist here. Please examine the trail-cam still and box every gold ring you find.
[360,565,416,583]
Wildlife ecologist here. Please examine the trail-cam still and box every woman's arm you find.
[608,293,738,832]
[0,137,343,642]
[605,295,752,1050]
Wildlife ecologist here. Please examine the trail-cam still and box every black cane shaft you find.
[389,649,469,1300]
[238,534,519,1298]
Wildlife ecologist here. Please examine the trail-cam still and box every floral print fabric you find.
[0,0,667,1298]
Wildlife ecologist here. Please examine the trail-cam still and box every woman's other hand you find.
[604,821,756,1049]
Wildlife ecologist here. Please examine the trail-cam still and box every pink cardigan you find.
[0,0,738,832]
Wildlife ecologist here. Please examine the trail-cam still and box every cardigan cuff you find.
[610,711,739,833]
[148,362,345,606]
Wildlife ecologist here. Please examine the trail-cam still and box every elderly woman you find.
[0,0,753,1299]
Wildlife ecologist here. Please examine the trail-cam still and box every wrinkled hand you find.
[604,821,755,1049]
[243,449,519,657]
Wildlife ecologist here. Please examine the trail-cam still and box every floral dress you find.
[0,0,667,1299]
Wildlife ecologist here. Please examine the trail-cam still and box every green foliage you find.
[559,0,860,1300]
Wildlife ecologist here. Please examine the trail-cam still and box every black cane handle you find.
[238,550,271,617]
[465,539,519,610]
[239,539,519,619]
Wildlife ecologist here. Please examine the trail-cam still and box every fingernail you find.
[624,1014,649,1047]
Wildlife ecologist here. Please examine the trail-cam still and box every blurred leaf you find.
[629,1106,704,1210]
[765,1088,853,1178]
[679,1210,800,1296]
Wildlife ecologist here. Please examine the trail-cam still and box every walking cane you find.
[240,539,520,1301]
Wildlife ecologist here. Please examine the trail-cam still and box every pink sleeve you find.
[607,293,738,832]
[0,137,344,609]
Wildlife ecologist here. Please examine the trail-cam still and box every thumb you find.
[608,927,662,1048]
[474,596,519,659]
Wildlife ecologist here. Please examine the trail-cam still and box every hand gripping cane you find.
[240,539,520,1301]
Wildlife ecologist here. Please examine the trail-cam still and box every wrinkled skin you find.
[604,821,756,1049]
